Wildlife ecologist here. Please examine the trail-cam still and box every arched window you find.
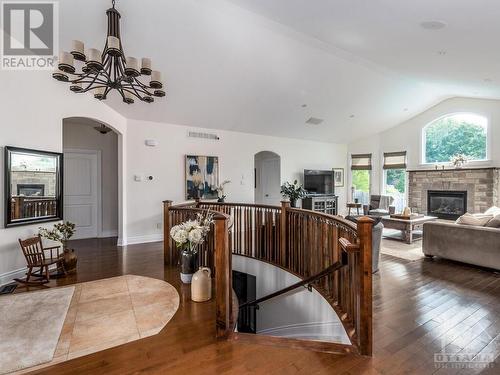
[423,113,488,164]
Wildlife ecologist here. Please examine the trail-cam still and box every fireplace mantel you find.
[408,168,500,215]
[407,167,499,173]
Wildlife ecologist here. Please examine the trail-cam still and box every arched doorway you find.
[62,117,120,241]
[254,151,281,205]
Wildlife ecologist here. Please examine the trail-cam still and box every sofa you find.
[363,195,395,217]
[423,221,500,271]
[345,216,384,273]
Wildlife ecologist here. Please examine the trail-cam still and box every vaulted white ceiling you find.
[58,0,500,143]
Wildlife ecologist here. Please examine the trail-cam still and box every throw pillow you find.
[484,206,500,216]
[456,213,493,226]
[486,214,500,228]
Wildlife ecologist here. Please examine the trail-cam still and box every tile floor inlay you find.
[14,275,179,374]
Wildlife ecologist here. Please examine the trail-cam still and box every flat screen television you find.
[304,169,335,195]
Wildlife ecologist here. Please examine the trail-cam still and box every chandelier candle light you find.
[53,0,165,104]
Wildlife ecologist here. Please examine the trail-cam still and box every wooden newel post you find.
[194,197,201,208]
[163,200,172,265]
[280,201,290,267]
[214,215,231,339]
[356,216,373,356]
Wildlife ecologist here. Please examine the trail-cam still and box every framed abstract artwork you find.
[333,168,344,187]
[185,155,219,199]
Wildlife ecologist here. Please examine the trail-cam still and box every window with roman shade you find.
[383,151,407,170]
[351,154,372,170]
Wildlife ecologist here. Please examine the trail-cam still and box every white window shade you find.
[351,154,372,170]
[383,151,407,169]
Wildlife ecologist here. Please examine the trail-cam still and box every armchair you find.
[363,195,395,217]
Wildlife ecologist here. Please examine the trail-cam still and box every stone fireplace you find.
[427,190,467,220]
[408,167,500,217]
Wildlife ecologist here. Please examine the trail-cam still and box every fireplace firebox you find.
[427,190,467,220]
[17,184,45,197]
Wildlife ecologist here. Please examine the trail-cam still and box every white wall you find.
[63,119,119,237]
[232,255,350,343]
[347,97,500,196]
[125,119,348,244]
[0,70,347,283]
[0,70,127,285]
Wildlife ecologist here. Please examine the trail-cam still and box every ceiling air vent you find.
[187,131,220,141]
[305,117,324,125]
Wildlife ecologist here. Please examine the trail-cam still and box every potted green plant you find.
[39,221,77,274]
[280,180,307,208]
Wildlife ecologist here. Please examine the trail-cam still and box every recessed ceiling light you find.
[420,20,447,30]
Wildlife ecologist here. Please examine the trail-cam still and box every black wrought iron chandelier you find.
[53,0,165,104]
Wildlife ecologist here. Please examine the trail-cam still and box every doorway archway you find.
[62,117,122,243]
[254,151,281,205]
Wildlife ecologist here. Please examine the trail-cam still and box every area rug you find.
[380,234,425,261]
[0,286,75,374]
[8,275,180,374]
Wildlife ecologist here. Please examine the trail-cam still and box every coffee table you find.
[381,215,438,244]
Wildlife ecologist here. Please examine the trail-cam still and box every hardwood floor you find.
[25,238,500,374]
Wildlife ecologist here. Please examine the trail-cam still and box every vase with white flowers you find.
[450,153,469,169]
[216,179,231,202]
[170,211,214,283]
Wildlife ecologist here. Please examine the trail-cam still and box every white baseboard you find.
[123,234,164,246]
[0,264,58,287]
[0,267,26,286]
[100,230,118,238]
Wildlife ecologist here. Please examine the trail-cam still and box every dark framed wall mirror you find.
[4,146,63,228]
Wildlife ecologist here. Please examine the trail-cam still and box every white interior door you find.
[64,150,100,239]
[260,158,281,205]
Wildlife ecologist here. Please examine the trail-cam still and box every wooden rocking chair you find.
[14,235,65,286]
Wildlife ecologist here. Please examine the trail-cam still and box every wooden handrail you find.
[163,199,373,356]
[214,215,231,338]
[11,196,57,220]
[356,216,373,356]
[339,237,360,253]
[239,261,344,309]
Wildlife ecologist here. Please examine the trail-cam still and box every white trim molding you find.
[122,234,164,246]
[0,264,58,286]
[100,230,119,238]
[0,267,26,286]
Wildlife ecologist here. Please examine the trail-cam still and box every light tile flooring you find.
[16,275,179,374]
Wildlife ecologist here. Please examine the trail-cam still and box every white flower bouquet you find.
[450,153,469,168]
[216,179,231,201]
[171,210,215,283]
[170,211,214,252]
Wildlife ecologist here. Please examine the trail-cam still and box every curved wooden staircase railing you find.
[163,199,373,356]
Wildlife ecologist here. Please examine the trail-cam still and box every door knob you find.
[265,194,269,197]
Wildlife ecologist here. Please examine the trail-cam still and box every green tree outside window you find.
[385,169,405,194]
[424,114,487,163]
[352,170,370,192]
